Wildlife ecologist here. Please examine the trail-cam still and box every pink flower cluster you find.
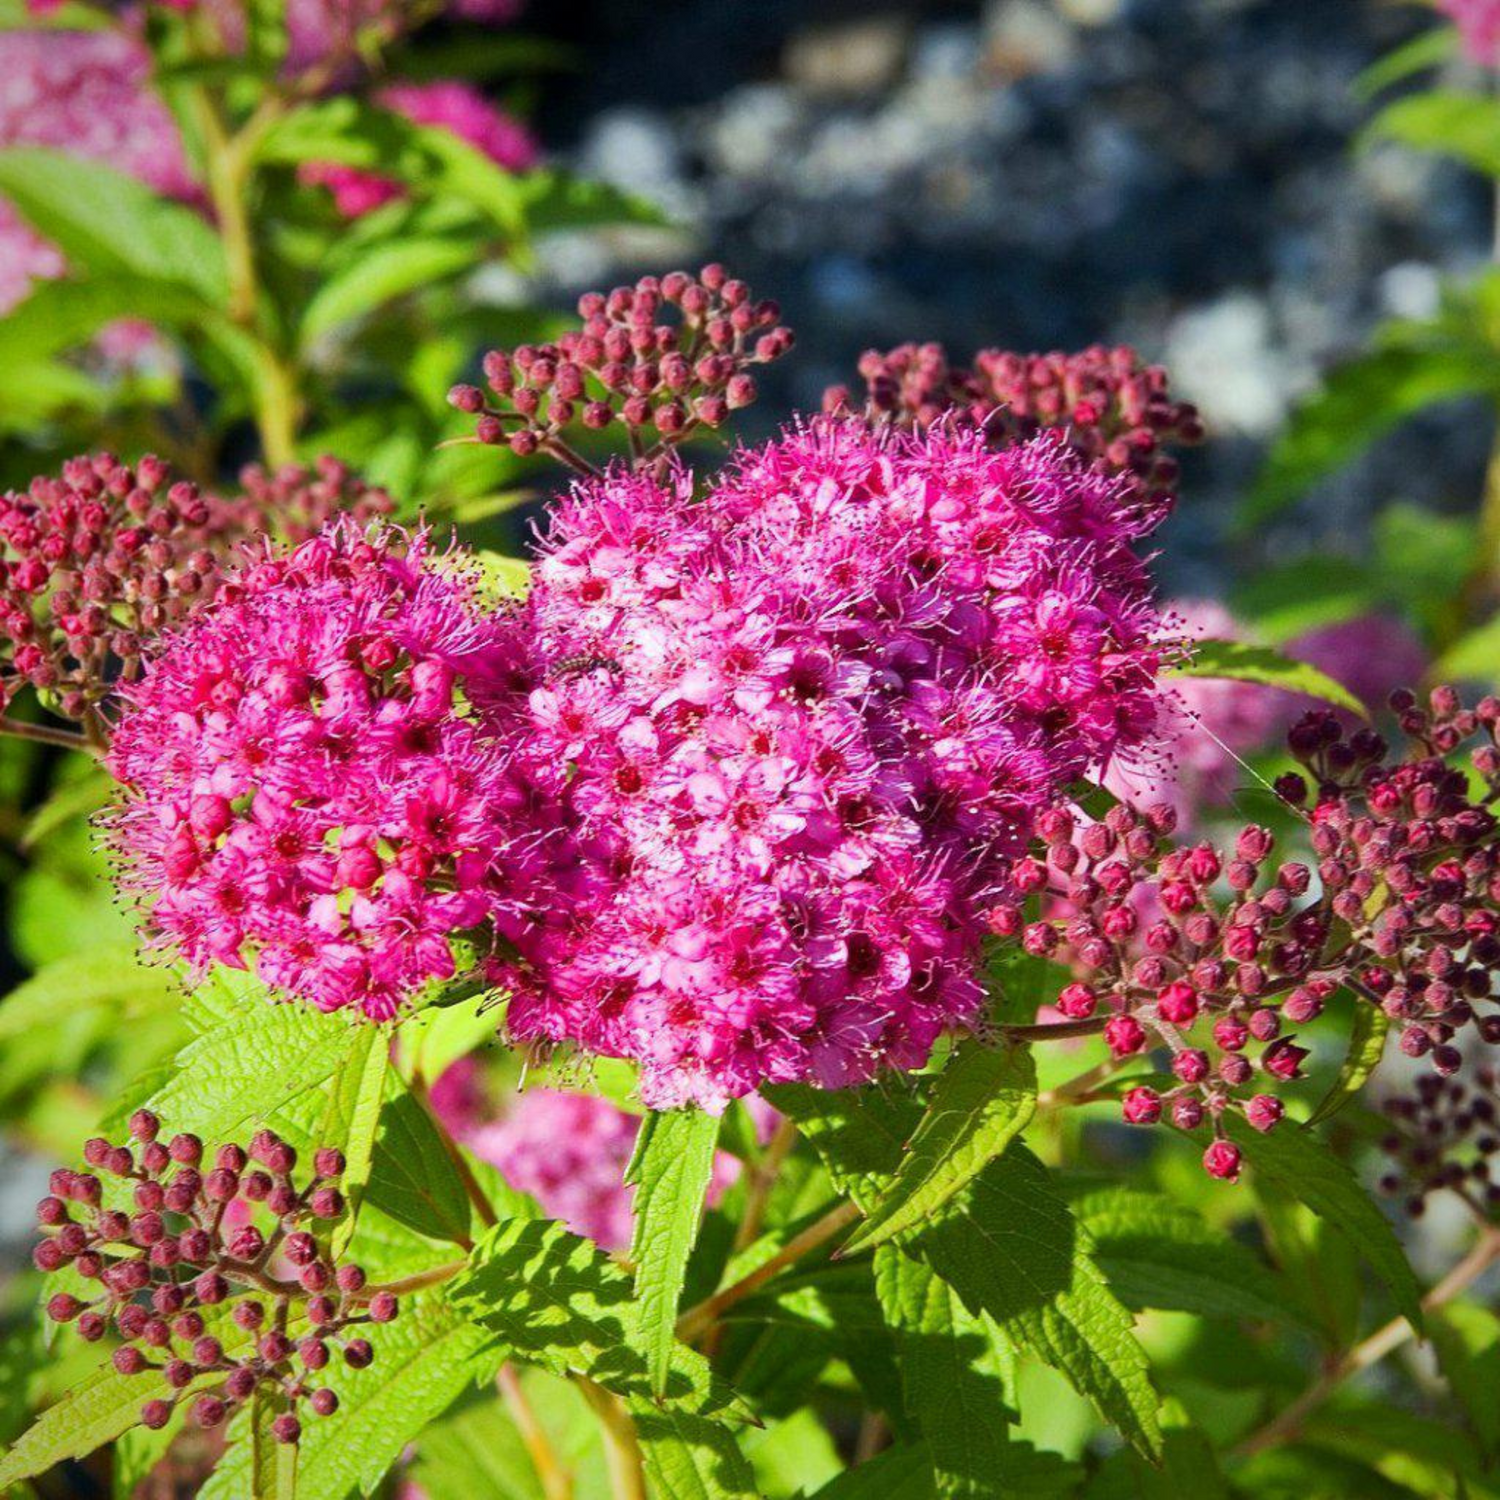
[1440,0,1500,66]
[0,30,196,314]
[105,523,538,1019]
[492,420,1168,1108]
[300,80,537,218]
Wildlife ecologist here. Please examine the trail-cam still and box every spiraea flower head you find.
[300,79,537,218]
[105,521,537,1019]
[36,1116,394,1443]
[207,454,395,545]
[494,419,1169,1109]
[824,341,1202,517]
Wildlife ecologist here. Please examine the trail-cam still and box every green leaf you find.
[1240,346,1499,530]
[0,276,204,369]
[843,1039,1037,1255]
[250,1393,299,1499]
[472,549,532,600]
[1224,1115,1423,1331]
[627,1108,722,1397]
[1305,1001,1389,1128]
[1064,1182,1307,1326]
[319,1027,389,1254]
[1081,1398,1227,1500]
[804,1443,937,1499]
[1362,89,1500,178]
[630,1402,761,1500]
[874,1251,1079,1499]
[1353,26,1458,100]
[128,972,365,1140]
[299,238,481,345]
[20,766,111,852]
[1231,558,1379,643]
[0,1357,190,1488]
[407,1392,543,1500]
[515,170,670,232]
[202,1287,501,1500]
[365,1075,475,1246]
[1436,613,1500,685]
[451,1218,752,1421]
[1430,1302,1500,1463]
[769,1087,1161,1459]
[0,944,179,1044]
[1169,639,1367,717]
[0,148,227,301]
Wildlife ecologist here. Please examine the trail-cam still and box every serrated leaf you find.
[1362,89,1500,177]
[129,972,364,1139]
[631,1402,761,1500]
[844,1039,1036,1255]
[1241,345,1499,530]
[0,944,179,1043]
[300,238,481,345]
[768,1087,1161,1460]
[452,1218,753,1422]
[1064,1183,1307,1326]
[1169,639,1366,717]
[0,1356,193,1487]
[804,1443,936,1499]
[365,1075,475,1246]
[1306,1001,1389,1127]
[1224,1116,1423,1331]
[0,147,227,301]
[319,1026,388,1254]
[627,1108,722,1397]
[201,1288,500,1500]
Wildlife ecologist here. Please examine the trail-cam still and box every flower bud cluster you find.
[208,455,395,547]
[1379,1066,1500,1219]
[448,266,794,470]
[34,1114,395,1444]
[824,341,1202,516]
[993,689,1500,1181]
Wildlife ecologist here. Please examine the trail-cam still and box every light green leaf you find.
[1170,639,1366,717]
[1362,89,1500,177]
[843,1039,1036,1255]
[1353,26,1458,100]
[20,766,111,852]
[1225,1115,1423,1331]
[319,1027,389,1254]
[1241,346,1499,530]
[515,170,670,232]
[473,549,532,600]
[1430,1302,1500,1462]
[1306,1001,1389,1127]
[451,1218,752,1422]
[1064,1182,1308,1326]
[804,1443,936,1499]
[250,1393,299,1499]
[1436,613,1500,685]
[300,238,481,345]
[0,148,227,301]
[0,944,179,1044]
[0,275,205,369]
[408,1392,543,1500]
[128,972,365,1140]
[627,1108,722,1397]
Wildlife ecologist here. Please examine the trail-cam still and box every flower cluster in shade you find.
[1439,0,1500,66]
[35,1114,396,1444]
[1002,689,1500,1181]
[0,29,197,316]
[489,419,1170,1109]
[1105,602,1428,830]
[1379,1062,1500,1219]
[0,452,392,718]
[824,341,1203,517]
[431,1065,778,1250]
[300,80,538,219]
[104,522,541,1020]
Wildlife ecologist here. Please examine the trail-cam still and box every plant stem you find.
[358,1258,468,1299]
[732,1117,798,1255]
[1234,1225,1500,1459]
[675,1200,861,1343]
[998,1016,1108,1043]
[575,1377,647,1500]
[0,716,96,754]
[499,1364,573,1500]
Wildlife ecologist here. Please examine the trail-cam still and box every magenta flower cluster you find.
[487,420,1168,1108]
[105,522,536,1020]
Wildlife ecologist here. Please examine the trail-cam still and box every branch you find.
[0,716,96,754]
[575,1377,646,1500]
[500,1364,573,1500]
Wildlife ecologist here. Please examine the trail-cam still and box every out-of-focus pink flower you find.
[1439,0,1500,66]
[1288,613,1428,720]
[300,79,538,218]
[1106,600,1288,828]
[0,30,195,313]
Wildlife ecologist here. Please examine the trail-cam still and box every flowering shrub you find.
[0,8,1499,1493]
